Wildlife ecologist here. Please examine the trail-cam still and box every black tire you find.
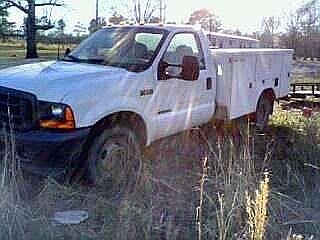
[256,94,274,131]
[86,125,142,196]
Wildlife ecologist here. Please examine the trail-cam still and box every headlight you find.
[38,101,75,129]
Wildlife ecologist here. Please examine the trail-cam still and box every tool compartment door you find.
[229,54,257,119]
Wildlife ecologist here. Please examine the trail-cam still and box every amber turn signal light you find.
[40,106,75,129]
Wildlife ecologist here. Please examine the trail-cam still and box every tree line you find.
[0,0,319,60]
[282,0,320,60]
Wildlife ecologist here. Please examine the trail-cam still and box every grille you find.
[0,87,37,131]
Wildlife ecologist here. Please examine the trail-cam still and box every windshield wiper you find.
[85,58,105,64]
[62,54,81,62]
[62,55,105,64]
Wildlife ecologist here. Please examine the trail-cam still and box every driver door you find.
[152,32,208,140]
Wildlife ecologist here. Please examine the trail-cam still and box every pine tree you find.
[0,0,10,38]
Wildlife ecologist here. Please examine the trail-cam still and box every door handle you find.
[206,78,212,90]
[140,89,154,96]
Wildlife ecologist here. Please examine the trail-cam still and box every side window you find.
[163,33,205,71]
[133,32,163,60]
[135,32,163,52]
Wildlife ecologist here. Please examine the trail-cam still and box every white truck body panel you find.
[206,32,260,49]
[211,49,293,120]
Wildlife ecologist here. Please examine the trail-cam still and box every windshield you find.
[65,27,168,72]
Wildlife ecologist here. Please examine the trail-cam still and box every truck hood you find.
[0,61,127,102]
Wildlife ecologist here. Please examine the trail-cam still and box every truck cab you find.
[57,25,216,145]
[0,25,217,189]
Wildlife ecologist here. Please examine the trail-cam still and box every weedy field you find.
[1,107,320,240]
[0,44,320,239]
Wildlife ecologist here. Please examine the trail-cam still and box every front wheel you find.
[255,94,274,131]
[86,126,142,196]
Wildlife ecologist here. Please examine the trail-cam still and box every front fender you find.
[65,95,152,145]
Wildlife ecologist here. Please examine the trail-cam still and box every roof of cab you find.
[103,23,201,32]
[206,31,259,42]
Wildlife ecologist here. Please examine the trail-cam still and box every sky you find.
[8,0,306,34]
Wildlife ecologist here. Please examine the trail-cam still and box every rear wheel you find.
[86,126,142,196]
[255,94,274,131]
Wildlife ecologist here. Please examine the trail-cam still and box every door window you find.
[135,32,163,52]
[163,33,205,76]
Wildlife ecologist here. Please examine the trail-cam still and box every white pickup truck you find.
[0,25,293,189]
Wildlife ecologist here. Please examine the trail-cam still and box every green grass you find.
[0,48,57,70]
[0,42,73,70]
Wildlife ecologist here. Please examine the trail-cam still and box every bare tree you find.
[283,11,301,58]
[261,16,281,48]
[1,0,63,58]
[297,0,319,60]
[108,9,126,25]
[105,0,161,23]
[189,9,221,31]
[88,17,107,34]
[131,0,161,23]
[280,0,320,59]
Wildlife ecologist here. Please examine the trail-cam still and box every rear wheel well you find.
[249,88,276,123]
[260,88,276,102]
[253,88,276,130]
[256,88,276,112]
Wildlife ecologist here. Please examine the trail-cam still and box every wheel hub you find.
[99,143,128,172]
[96,138,134,191]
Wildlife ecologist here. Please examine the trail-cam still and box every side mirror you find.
[181,56,200,81]
[158,61,169,80]
[64,48,71,57]
[158,56,200,81]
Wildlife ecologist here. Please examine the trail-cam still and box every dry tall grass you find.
[0,108,319,239]
[246,172,270,240]
[193,120,274,240]
[0,129,32,240]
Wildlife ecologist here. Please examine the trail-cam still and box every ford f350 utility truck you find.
[0,25,293,190]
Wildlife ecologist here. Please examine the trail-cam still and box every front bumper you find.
[0,128,90,178]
